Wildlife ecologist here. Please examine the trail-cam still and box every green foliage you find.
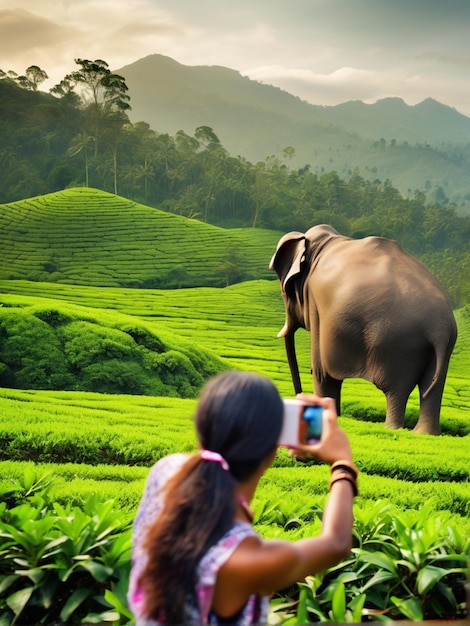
[269,501,469,623]
[0,474,132,625]
[0,188,279,289]
[0,295,226,396]
[0,310,74,389]
[0,283,468,623]
[0,475,468,625]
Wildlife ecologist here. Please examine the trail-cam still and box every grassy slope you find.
[1,279,468,411]
[0,281,468,534]
[0,188,280,287]
[0,189,468,535]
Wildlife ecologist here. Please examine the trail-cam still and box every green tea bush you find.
[0,300,226,397]
[0,310,74,389]
[269,501,470,623]
[0,477,132,625]
[1,475,468,625]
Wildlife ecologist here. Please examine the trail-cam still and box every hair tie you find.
[200,449,230,472]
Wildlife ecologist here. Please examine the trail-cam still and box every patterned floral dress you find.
[128,453,269,625]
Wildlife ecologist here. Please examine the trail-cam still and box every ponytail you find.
[140,455,236,623]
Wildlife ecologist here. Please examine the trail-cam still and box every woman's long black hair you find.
[139,371,283,623]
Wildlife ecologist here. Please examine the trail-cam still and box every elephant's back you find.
[315,236,451,307]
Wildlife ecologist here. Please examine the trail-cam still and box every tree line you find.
[0,60,469,304]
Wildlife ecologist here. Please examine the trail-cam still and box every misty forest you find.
[0,60,469,306]
[0,59,469,624]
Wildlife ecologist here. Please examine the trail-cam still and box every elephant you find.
[269,224,458,435]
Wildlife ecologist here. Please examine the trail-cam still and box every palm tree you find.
[67,132,95,187]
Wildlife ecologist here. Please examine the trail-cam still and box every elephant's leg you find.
[383,391,408,430]
[313,371,343,415]
[379,352,427,430]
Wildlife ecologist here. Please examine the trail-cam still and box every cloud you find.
[1,0,469,116]
[0,2,189,86]
[244,64,464,112]
[0,9,69,59]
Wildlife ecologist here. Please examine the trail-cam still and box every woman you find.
[128,370,357,625]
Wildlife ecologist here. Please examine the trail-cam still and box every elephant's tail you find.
[422,327,457,399]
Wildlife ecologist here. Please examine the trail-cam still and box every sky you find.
[1,0,470,116]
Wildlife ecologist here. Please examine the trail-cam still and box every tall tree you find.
[50,78,81,109]
[16,66,48,91]
[67,132,95,187]
[64,59,131,156]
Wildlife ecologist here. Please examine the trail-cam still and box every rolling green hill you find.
[0,188,281,288]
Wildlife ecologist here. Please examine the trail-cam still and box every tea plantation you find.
[0,189,468,624]
[0,187,280,288]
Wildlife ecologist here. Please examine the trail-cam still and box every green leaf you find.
[429,581,458,615]
[103,589,134,620]
[359,568,397,593]
[359,551,399,574]
[350,593,366,622]
[80,610,120,623]
[0,574,19,594]
[331,581,346,622]
[391,596,423,620]
[37,577,58,609]
[59,588,93,621]
[15,567,44,584]
[417,564,449,595]
[296,587,309,624]
[79,559,113,582]
[6,586,34,616]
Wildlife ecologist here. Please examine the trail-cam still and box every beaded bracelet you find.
[329,471,359,497]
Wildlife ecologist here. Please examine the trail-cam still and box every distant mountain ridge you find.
[117,54,470,146]
[116,54,470,213]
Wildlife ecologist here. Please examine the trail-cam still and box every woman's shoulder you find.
[143,452,190,496]
[133,453,190,536]
[149,452,189,481]
[198,523,258,581]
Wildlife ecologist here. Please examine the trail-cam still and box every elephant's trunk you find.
[283,330,302,394]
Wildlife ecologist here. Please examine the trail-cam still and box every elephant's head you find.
[269,224,339,337]
[269,224,341,394]
[269,231,306,337]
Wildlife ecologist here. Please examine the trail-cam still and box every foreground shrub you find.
[1,473,468,624]
[269,500,469,623]
[0,473,132,625]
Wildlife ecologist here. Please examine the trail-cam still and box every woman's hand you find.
[289,394,353,465]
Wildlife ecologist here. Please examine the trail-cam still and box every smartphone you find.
[278,399,323,446]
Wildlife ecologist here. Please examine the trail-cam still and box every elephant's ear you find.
[269,232,306,288]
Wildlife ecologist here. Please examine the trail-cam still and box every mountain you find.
[323,97,470,144]
[117,55,470,146]
[116,55,470,212]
